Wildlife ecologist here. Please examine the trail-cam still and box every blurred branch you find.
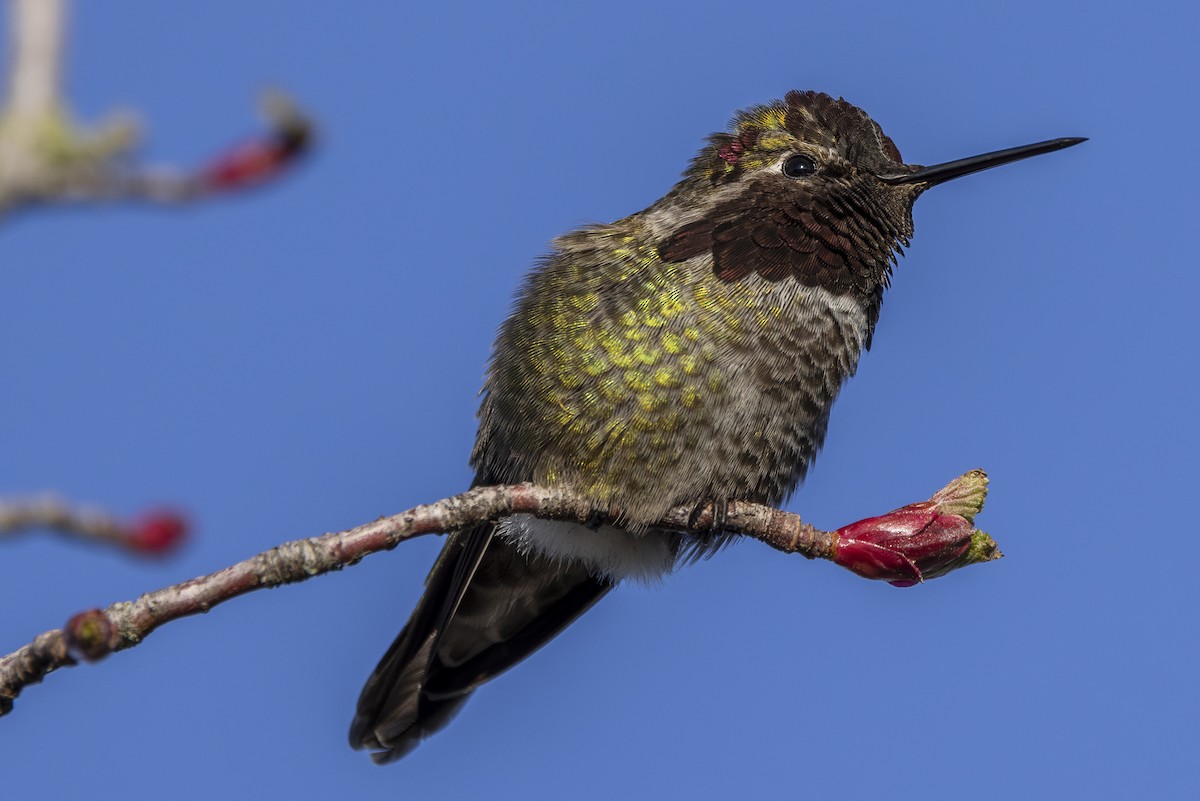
[6,0,63,119]
[0,0,312,217]
[0,495,188,555]
[0,472,1000,716]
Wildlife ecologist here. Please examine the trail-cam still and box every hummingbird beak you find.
[879,137,1086,187]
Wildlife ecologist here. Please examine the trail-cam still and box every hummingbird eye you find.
[782,154,818,178]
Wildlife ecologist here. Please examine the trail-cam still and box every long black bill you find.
[880,137,1086,187]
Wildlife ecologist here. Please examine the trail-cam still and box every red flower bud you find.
[202,133,306,189]
[125,511,189,556]
[831,470,1001,587]
[201,91,312,190]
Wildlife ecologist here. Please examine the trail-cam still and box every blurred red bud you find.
[201,92,312,190]
[831,470,1000,587]
[202,132,306,189]
[126,511,189,556]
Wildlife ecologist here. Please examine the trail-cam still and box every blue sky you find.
[1,1,1195,798]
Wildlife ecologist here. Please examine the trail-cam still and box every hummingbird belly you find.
[495,515,674,582]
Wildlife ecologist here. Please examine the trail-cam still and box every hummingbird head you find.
[655,90,1084,341]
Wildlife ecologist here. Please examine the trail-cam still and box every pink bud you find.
[203,138,290,188]
[126,511,189,556]
[831,471,1001,587]
[201,120,309,190]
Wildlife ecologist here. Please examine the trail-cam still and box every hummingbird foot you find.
[686,497,729,537]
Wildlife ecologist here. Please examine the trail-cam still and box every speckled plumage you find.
[475,226,874,531]
[353,91,925,762]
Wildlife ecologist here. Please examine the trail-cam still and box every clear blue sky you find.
[2,1,1195,798]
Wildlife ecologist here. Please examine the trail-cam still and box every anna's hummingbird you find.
[349,90,1083,762]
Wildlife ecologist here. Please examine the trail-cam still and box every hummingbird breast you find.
[473,222,869,548]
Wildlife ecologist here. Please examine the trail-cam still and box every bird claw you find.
[687,498,728,536]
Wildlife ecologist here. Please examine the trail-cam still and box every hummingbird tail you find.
[349,522,612,763]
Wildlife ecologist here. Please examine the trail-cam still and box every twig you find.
[0,495,187,555]
[0,474,1000,716]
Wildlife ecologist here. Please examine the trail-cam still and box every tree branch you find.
[0,472,1000,716]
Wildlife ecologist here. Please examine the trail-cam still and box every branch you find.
[0,0,312,215]
[0,495,188,556]
[0,475,1000,711]
[0,472,1000,716]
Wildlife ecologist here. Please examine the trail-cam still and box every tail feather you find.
[349,523,612,762]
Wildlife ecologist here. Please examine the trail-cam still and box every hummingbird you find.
[349,90,1083,762]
